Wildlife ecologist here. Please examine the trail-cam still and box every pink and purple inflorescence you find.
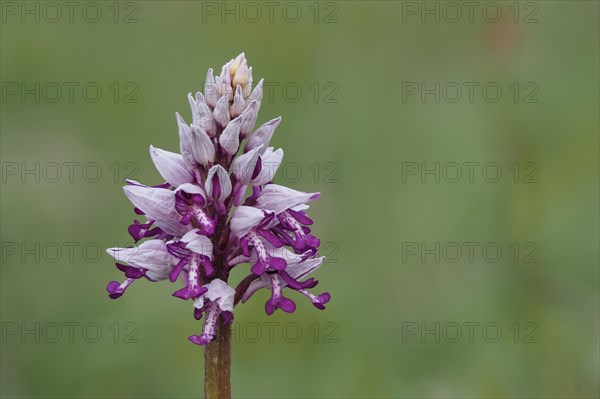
[106,54,330,345]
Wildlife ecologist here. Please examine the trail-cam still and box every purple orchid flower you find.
[106,53,330,347]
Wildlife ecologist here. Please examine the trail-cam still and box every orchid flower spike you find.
[107,53,330,346]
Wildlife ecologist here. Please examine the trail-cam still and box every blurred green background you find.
[1,1,598,398]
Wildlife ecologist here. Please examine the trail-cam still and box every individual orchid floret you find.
[213,93,231,127]
[247,79,264,107]
[232,148,261,183]
[231,147,284,206]
[177,113,215,168]
[219,115,243,156]
[230,86,246,118]
[231,149,261,205]
[174,183,215,235]
[189,279,235,345]
[106,239,174,298]
[253,185,321,253]
[123,184,189,237]
[167,229,214,300]
[107,53,330,352]
[230,206,286,274]
[149,145,194,188]
[204,68,218,108]
[205,165,232,215]
[188,92,217,137]
[245,117,282,152]
[251,147,284,186]
[241,256,330,314]
[256,184,320,215]
[218,63,232,98]
[239,100,259,138]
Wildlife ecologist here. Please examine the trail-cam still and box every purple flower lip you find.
[106,53,330,345]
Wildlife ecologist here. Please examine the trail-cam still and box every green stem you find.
[204,315,231,399]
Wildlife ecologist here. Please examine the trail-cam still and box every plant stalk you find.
[204,315,231,399]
